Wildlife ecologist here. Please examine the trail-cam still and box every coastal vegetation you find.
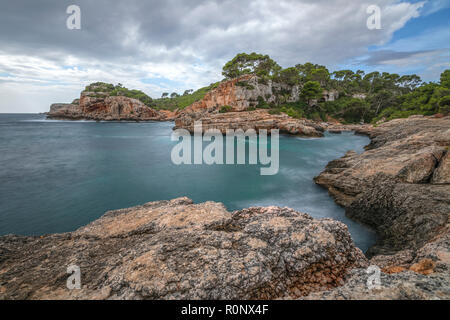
[217,53,449,123]
[152,82,220,111]
[84,82,154,107]
[85,54,449,124]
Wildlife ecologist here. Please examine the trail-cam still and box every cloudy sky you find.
[0,0,449,113]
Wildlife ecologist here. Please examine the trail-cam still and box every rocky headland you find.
[47,76,328,137]
[315,115,450,275]
[47,83,167,121]
[173,75,327,137]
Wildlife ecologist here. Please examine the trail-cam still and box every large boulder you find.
[0,198,367,300]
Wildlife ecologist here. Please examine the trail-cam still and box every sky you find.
[0,0,449,113]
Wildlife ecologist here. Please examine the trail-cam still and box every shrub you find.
[236,81,255,90]
[219,105,233,113]
[268,109,281,115]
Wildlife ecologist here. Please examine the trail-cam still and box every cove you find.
[0,114,376,251]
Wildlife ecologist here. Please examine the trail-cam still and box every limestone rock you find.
[47,91,165,121]
[314,116,450,267]
[0,198,367,300]
[303,269,450,300]
[175,109,324,137]
[432,150,450,184]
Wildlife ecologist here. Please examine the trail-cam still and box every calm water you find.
[0,114,376,251]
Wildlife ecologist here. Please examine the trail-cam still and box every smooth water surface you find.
[0,114,376,251]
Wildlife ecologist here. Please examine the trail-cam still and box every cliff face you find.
[47,91,165,121]
[182,74,301,114]
[0,198,367,300]
[314,115,450,270]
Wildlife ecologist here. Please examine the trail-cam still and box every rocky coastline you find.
[46,77,328,137]
[315,116,450,272]
[1,114,449,300]
[17,77,450,299]
[46,84,168,122]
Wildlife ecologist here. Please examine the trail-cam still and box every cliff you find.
[47,85,166,121]
[173,75,326,137]
[314,115,450,271]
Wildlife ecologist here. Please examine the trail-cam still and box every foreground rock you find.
[304,268,450,300]
[175,109,324,137]
[314,115,450,269]
[0,198,367,300]
[47,85,166,121]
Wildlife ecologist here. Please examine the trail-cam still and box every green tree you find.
[301,81,322,105]
[440,69,450,89]
[278,67,301,86]
[222,53,281,79]
[310,68,330,87]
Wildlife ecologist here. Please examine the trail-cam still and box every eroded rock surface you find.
[175,109,324,137]
[0,198,367,300]
[173,75,325,137]
[314,116,450,267]
[303,269,450,300]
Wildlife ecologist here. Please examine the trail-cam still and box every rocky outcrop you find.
[180,75,300,115]
[303,268,450,300]
[314,116,450,267]
[173,76,325,137]
[47,91,165,121]
[175,109,324,137]
[0,197,367,300]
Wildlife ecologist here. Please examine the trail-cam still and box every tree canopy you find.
[151,52,449,123]
[222,53,281,79]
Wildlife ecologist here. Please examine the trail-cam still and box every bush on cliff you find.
[219,105,233,113]
[152,81,221,111]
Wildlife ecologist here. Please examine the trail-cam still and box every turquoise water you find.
[0,114,376,251]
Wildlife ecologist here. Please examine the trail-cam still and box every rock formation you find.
[314,115,450,271]
[47,88,165,121]
[173,75,325,137]
[303,268,450,300]
[0,197,367,300]
[175,109,324,137]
